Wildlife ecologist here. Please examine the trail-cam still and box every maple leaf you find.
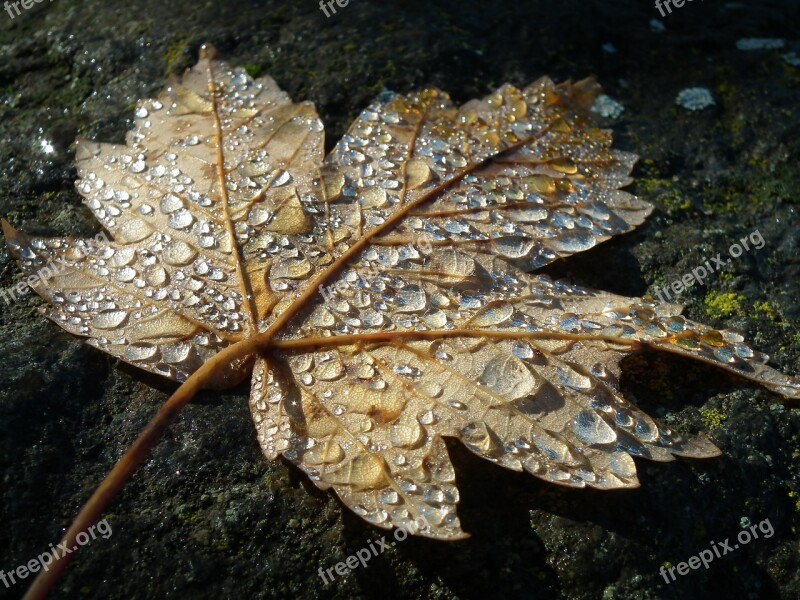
[3,43,799,595]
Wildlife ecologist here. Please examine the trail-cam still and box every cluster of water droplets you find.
[11,234,236,380]
[247,347,465,537]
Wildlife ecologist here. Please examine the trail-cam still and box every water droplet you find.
[118,219,152,243]
[359,186,389,208]
[511,341,534,359]
[145,267,168,287]
[470,303,513,327]
[248,208,272,226]
[271,257,312,279]
[423,310,447,328]
[549,231,595,253]
[492,236,535,259]
[713,347,735,363]
[405,158,431,189]
[92,310,128,329]
[115,266,137,283]
[379,489,401,505]
[273,170,292,187]
[573,410,617,445]
[479,355,537,399]
[391,421,423,447]
[198,235,216,249]
[163,241,196,266]
[168,209,194,230]
[418,410,436,425]
[362,309,385,328]
[125,343,158,361]
[162,342,192,363]
[557,366,592,391]
[316,358,345,381]
[160,194,183,214]
[395,285,426,313]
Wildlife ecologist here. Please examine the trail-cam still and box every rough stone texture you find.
[1,1,798,598]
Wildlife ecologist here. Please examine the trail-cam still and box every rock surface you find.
[0,1,798,598]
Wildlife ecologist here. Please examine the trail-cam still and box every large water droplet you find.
[470,303,513,327]
[271,257,312,279]
[125,343,158,361]
[573,410,617,445]
[491,236,535,259]
[168,209,194,230]
[395,285,426,313]
[162,341,192,363]
[479,355,537,399]
[549,231,595,253]
[557,366,592,391]
[92,310,128,330]
[160,194,183,214]
[115,266,137,283]
[118,219,152,243]
[145,267,168,287]
[163,241,197,265]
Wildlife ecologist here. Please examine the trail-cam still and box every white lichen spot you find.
[781,51,800,67]
[736,38,785,51]
[591,95,624,119]
[675,87,715,111]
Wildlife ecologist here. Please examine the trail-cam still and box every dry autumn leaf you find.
[3,43,799,596]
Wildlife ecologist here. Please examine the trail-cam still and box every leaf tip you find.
[199,42,219,61]
[693,432,723,458]
[558,76,603,113]
[1,218,18,244]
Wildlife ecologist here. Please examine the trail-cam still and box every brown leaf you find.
[4,44,799,541]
